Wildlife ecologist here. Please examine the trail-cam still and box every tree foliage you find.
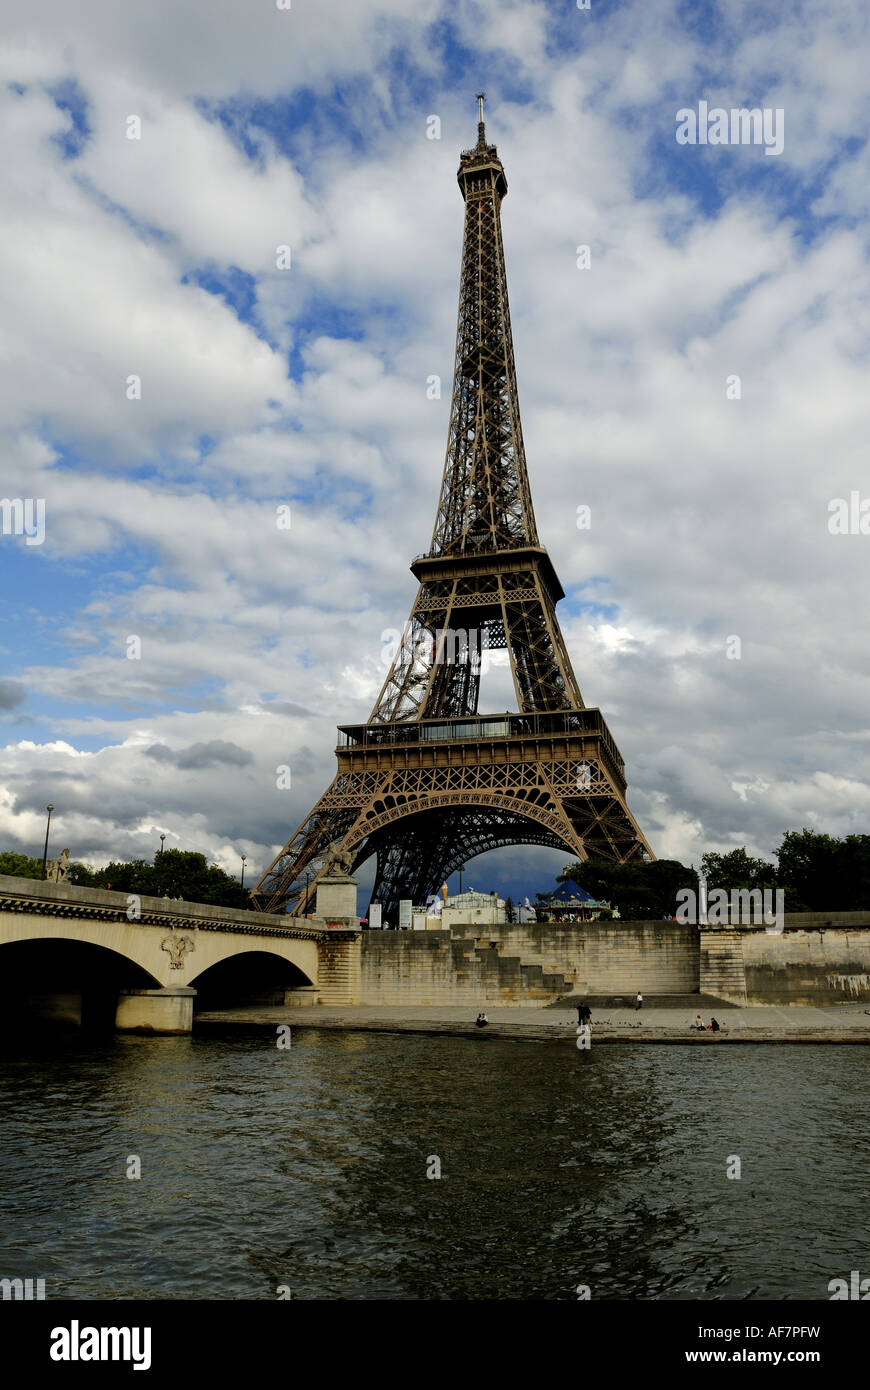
[699,847,777,891]
[776,829,870,911]
[557,833,870,919]
[68,850,251,908]
[558,856,698,920]
[0,851,45,879]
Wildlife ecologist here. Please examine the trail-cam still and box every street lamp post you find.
[458,863,465,896]
[240,854,247,890]
[304,870,311,917]
[41,805,54,880]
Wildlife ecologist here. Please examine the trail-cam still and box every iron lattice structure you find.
[253,101,653,919]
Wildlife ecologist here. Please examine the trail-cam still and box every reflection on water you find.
[1,1029,867,1300]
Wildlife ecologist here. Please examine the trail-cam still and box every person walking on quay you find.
[635,990,643,1011]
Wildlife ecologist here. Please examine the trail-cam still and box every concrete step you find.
[543,972,570,994]
[446,940,576,1005]
[548,992,737,1010]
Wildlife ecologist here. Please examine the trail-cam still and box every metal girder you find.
[367,117,583,725]
[252,105,653,919]
[252,748,652,920]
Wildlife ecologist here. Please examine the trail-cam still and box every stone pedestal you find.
[316,873,358,921]
[115,987,196,1034]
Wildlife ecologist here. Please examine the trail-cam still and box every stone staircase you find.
[450,938,572,1005]
[699,929,747,1004]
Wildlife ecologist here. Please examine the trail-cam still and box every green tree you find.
[79,850,251,908]
[0,851,45,879]
[0,852,109,886]
[63,862,97,886]
[776,829,870,911]
[835,835,870,910]
[646,858,699,914]
[558,856,697,920]
[700,848,778,892]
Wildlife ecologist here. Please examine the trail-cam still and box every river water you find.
[1,1029,867,1300]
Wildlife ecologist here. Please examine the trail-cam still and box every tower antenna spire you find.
[476,90,486,145]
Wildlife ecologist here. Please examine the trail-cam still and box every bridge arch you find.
[339,794,587,919]
[189,948,315,1011]
[0,919,166,983]
[0,934,161,1032]
[347,789,586,858]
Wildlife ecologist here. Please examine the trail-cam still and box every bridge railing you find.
[0,874,324,937]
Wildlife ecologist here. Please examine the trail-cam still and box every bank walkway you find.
[195,1001,870,1044]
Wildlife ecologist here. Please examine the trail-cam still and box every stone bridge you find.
[0,873,360,1033]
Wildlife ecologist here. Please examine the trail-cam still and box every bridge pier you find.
[115,987,196,1035]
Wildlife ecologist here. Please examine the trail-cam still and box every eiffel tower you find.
[253,97,653,919]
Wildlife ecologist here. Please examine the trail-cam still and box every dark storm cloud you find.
[145,740,254,769]
[12,783,147,828]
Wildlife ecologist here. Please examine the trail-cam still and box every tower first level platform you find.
[332,709,648,867]
[253,710,650,918]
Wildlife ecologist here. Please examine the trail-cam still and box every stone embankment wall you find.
[360,917,870,1007]
[494,921,699,994]
[701,918,870,1004]
[359,921,699,1006]
[360,932,468,1006]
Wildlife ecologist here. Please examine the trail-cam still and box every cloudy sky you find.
[1,0,868,905]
